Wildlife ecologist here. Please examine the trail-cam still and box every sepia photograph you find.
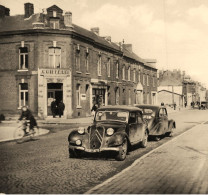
[0,0,208,194]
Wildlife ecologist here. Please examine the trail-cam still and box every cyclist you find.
[18,106,37,136]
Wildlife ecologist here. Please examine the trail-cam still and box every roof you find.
[158,89,183,96]
[98,105,142,112]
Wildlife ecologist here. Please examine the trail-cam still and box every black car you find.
[134,104,176,141]
[68,105,149,161]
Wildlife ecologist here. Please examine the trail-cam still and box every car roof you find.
[97,105,142,112]
[134,104,164,109]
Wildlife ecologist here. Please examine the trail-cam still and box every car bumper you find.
[69,145,120,153]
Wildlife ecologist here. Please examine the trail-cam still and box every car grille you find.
[90,126,104,149]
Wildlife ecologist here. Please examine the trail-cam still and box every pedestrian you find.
[184,101,187,108]
[51,98,57,118]
[58,100,65,118]
[18,106,37,135]
[91,103,98,116]
[161,102,164,106]
[174,103,176,110]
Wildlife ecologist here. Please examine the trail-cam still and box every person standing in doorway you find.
[58,100,65,118]
[51,98,57,118]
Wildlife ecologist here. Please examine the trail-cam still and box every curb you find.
[85,120,206,194]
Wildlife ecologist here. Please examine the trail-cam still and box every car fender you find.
[168,119,176,130]
[108,131,129,147]
[68,130,88,143]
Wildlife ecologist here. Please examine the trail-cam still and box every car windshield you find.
[141,108,157,119]
[95,111,129,122]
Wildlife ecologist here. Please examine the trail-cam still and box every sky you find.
[1,0,208,87]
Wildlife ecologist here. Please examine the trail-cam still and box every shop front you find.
[38,68,72,119]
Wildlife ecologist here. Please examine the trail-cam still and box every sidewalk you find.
[86,121,208,194]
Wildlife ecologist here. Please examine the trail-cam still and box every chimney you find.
[91,27,99,36]
[123,44,132,52]
[64,11,73,28]
[24,3,34,18]
[0,5,10,18]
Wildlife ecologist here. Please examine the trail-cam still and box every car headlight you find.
[78,127,85,134]
[75,140,82,146]
[106,128,114,136]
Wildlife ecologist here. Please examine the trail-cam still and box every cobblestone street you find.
[0,109,207,194]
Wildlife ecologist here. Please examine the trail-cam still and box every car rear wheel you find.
[115,138,128,161]
[141,130,148,148]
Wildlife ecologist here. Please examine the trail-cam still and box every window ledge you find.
[17,69,28,72]
[86,73,90,75]
[76,105,82,109]
[76,71,82,74]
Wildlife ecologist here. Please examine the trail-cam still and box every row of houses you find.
[0,3,158,119]
[158,69,207,107]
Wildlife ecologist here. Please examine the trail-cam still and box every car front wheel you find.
[115,138,128,161]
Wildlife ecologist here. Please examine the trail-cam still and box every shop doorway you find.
[47,83,63,116]
[92,88,105,108]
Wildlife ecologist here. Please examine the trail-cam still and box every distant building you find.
[0,3,157,119]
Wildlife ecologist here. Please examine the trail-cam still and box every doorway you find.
[47,83,63,116]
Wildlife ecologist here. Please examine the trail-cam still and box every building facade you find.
[0,3,157,119]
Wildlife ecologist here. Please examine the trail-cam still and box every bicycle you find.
[13,118,39,143]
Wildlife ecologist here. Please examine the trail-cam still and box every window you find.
[49,48,61,68]
[50,20,59,29]
[107,58,111,77]
[75,50,81,71]
[153,77,155,87]
[97,56,102,76]
[76,84,80,106]
[19,47,28,70]
[133,69,136,82]
[128,67,131,81]
[138,71,141,82]
[147,75,149,86]
[122,66,125,80]
[129,112,136,124]
[85,53,89,73]
[19,83,28,107]
[53,11,57,17]
[143,74,146,85]
[116,62,119,79]
[129,89,131,105]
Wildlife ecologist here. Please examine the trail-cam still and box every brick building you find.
[0,3,157,119]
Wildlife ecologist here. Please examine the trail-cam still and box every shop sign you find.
[39,69,70,76]
[81,94,86,100]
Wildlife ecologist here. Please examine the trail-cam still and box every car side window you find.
[129,112,136,124]
[163,108,167,116]
[137,112,143,124]
[159,109,164,117]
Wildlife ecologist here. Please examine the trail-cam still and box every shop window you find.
[122,66,125,80]
[19,83,28,107]
[107,58,111,77]
[49,48,61,68]
[116,62,119,79]
[50,19,59,29]
[97,56,102,76]
[128,67,131,81]
[19,47,28,70]
[76,84,81,107]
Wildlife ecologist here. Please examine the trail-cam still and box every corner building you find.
[0,3,157,119]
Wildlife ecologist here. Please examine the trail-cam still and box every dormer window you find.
[50,19,59,29]
[19,47,28,70]
[53,11,57,17]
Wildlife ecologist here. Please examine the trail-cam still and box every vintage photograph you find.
[0,0,208,194]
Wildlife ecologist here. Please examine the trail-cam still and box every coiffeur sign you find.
[39,69,70,76]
